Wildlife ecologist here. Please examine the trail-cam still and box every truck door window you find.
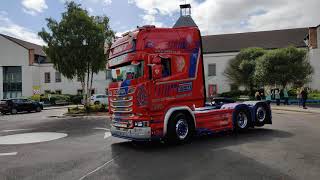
[161,58,171,77]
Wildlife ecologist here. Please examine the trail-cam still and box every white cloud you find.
[22,0,48,15]
[0,13,45,45]
[128,0,192,27]
[129,0,320,35]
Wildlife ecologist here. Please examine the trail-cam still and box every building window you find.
[55,90,62,94]
[55,72,61,83]
[106,70,112,80]
[77,89,83,95]
[3,66,22,99]
[45,72,51,83]
[208,64,216,76]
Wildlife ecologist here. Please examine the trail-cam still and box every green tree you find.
[224,47,266,92]
[38,1,114,105]
[255,46,313,88]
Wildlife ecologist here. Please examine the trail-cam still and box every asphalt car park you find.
[0,109,320,180]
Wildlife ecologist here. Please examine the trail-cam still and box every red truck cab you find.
[108,25,272,143]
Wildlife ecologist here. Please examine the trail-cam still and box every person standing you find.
[265,89,272,105]
[275,89,281,106]
[283,88,289,105]
[255,90,261,100]
[297,87,302,106]
[301,87,308,109]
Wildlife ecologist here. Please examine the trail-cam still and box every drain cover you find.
[0,132,68,145]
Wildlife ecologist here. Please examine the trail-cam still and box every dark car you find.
[0,99,43,115]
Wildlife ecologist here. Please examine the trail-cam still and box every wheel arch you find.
[163,106,195,136]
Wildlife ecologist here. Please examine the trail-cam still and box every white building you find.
[201,27,320,95]
[0,34,111,99]
[307,25,320,90]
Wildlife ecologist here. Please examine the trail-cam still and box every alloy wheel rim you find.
[237,112,248,128]
[256,107,266,122]
[176,119,189,140]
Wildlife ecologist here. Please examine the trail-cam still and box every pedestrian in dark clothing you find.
[301,87,308,109]
[255,91,261,100]
[275,90,280,106]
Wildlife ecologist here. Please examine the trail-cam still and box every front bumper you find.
[110,126,151,141]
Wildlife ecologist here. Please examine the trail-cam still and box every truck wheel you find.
[11,108,17,115]
[255,104,269,127]
[167,112,193,144]
[234,108,250,131]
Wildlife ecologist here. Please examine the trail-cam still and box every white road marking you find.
[1,129,32,132]
[0,152,17,156]
[104,132,111,139]
[78,156,118,180]
[0,132,68,145]
[93,127,110,131]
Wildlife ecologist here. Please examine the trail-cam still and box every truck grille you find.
[110,95,133,113]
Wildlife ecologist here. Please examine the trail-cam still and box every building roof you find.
[0,34,46,56]
[173,16,198,28]
[202,28,309,54]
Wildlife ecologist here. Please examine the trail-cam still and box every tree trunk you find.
[89,69,94,98]
[80,76,86,105]
[86,63,90,107]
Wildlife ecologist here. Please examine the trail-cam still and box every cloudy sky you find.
[0,0,319,45]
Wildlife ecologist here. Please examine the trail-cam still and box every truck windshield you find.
[111,62,144,82]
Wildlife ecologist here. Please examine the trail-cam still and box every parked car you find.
[0,98,43,115]
[90,94,108,105]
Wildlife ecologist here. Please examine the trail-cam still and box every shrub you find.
[69,95,83,104]
[219,90,250,99]
[40,94,70,105]
[309,91,320,100]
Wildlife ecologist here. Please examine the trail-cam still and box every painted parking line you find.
[104,132,111,139]
[0,152,18,156]
[78,155,119,180]
[93,127,110,131]
[1,129,33,133]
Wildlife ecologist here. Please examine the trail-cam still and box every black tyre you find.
[11,108,17,115]
[255,104,270,127]
[167,112,194,144]
[1,111,7,115]
[35,106,42,112]
[234,108,251,131]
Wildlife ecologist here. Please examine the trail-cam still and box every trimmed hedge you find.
[218,90,251,100]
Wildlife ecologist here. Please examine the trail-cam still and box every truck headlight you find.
[134,121,149,127]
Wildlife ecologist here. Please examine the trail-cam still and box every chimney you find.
[180,4,191,16]
[173,4,197,28]
[309,27,318,49]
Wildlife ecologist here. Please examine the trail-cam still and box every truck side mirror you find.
[152,64,162,80]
